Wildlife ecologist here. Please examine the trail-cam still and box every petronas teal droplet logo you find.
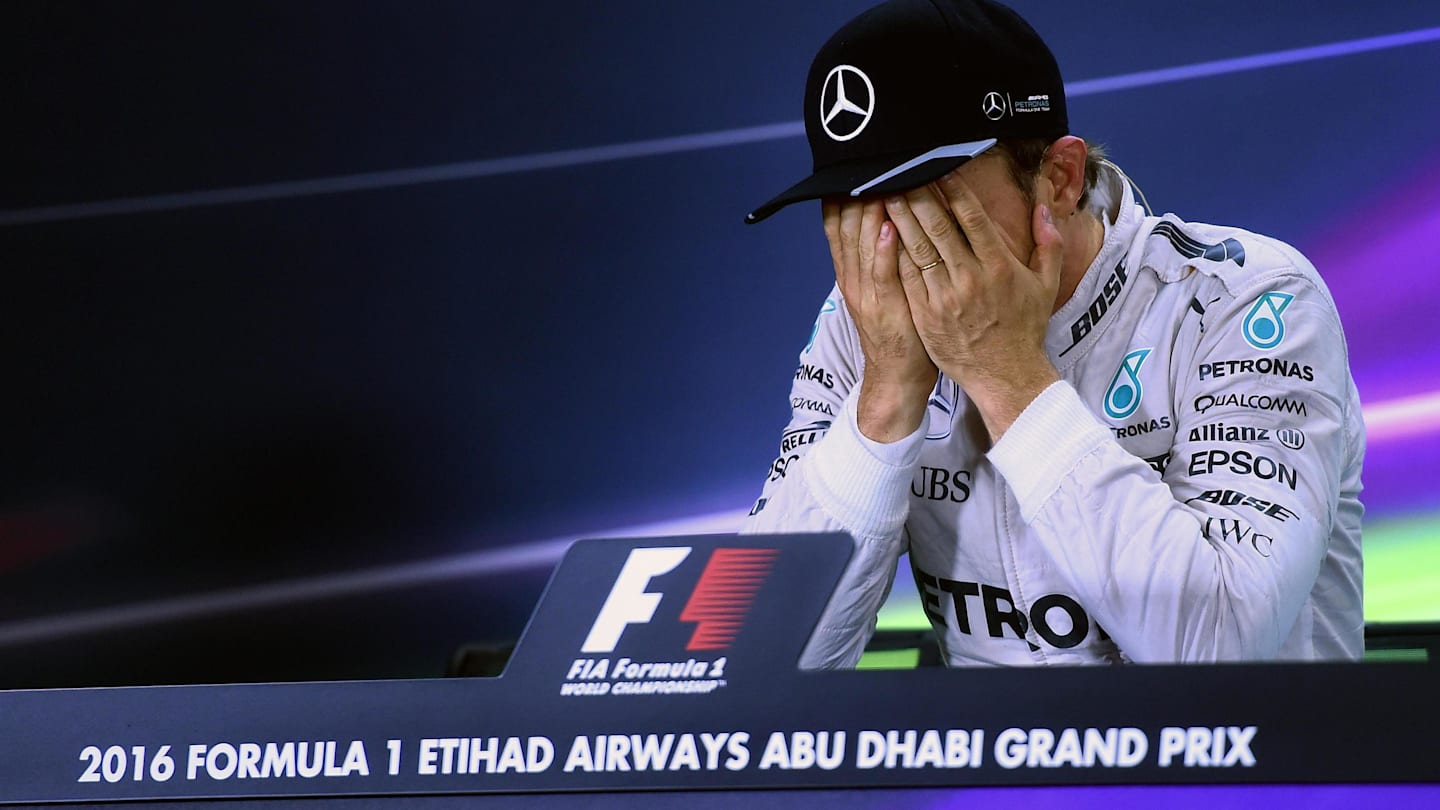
[804,297,838,354]
[1242,292,1294,350]
[1104,348,1151,420]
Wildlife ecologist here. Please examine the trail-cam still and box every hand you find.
[883,175,1064,440]
[823,198,938,442]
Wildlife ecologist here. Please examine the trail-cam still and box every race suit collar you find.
[1044,162,1144,367]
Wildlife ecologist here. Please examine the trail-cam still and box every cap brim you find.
[744,138,997,224]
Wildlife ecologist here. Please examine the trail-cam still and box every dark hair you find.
[993,138,1108,212]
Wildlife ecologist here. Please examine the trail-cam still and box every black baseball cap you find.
[745,0,1068,224]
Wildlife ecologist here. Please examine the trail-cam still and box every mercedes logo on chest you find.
[820,65,875,142]
[982,91,1008,121]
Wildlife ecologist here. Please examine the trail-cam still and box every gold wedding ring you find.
[919,259,944,272]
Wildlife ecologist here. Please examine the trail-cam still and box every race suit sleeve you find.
[988,265,1362,662]
[740,285,928,669]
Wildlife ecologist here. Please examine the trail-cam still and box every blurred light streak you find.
[3,26,1439,226]
[5,376,1440,646]
[1065,26,1440,95]
[1363,390,1440,442]
[0,509,748,648]
[0,123,804,227]
[2,386,1439,645]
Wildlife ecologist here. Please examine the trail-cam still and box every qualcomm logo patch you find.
[1242,292,1294,350]
[805,297,838,353]
[1104,348,1152,420]
[820,65,875,142]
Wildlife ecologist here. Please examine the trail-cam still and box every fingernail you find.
[879,221,893,240]
[1041,204,1053,225]
[886,196,903,207]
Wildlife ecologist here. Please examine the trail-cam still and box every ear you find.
[1040,136,1089,218]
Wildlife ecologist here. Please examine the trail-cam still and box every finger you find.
[1030,201,1064,300]
[899,184,975,278]
[822,198,842,269]
[838,199,864,274]
[892,226,930,307]
[822,199,858,303]
[936,172,1011,271]
[829,199,866,301]
[884,192,948,273]
[858,199,886,301]
[891,190,962,308]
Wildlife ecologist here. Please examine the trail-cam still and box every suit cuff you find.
[987,380,1111,522]
[805,391,927,539]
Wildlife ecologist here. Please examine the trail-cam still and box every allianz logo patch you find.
[1188,423,1305,450]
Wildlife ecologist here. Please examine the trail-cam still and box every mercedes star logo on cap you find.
[981,91,1007,121]
[820,65,876,142]
[744,0,1070,224]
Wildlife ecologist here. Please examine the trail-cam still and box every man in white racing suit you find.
[741,0,1365,667]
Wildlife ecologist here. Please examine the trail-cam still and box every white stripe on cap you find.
[849,138,998,196]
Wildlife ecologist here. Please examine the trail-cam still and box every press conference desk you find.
[4,534,1433,807]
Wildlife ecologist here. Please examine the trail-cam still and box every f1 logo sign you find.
[581,547,691,654]
[580,546,780,654]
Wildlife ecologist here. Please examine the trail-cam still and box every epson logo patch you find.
[581,547,778,654]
